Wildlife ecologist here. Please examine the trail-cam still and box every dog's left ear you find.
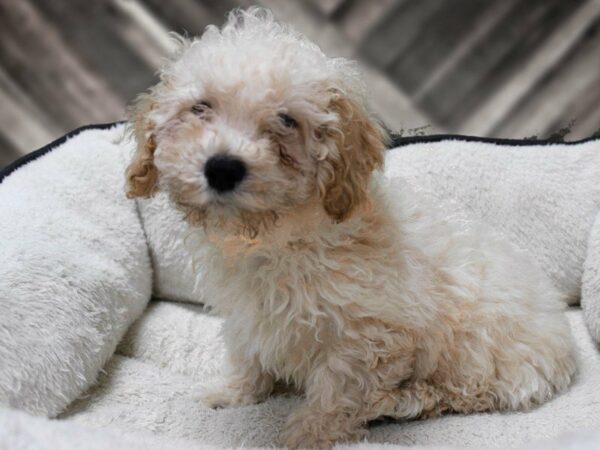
[320,91,387,222]
[126,91,159,199]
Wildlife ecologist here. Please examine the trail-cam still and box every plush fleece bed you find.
[1,123,599,449]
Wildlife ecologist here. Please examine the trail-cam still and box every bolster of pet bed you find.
[0,123,152,417]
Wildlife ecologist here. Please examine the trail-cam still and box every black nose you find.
[204,154,247,193]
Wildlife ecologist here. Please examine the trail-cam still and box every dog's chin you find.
[180,200,280,239]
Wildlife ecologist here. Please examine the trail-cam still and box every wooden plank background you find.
[1,0,599,168]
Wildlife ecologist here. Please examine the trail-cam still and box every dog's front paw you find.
[281,414,366,449]
[281,426,335,450]
[201,386,261,409]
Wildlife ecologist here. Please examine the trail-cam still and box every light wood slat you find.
[111,0,177,69]
[491,17,600,140]
[306,0,349,17]
[527,65,600,141]
[0,132,22,168]
[0,67,60,155]
[569,91,600,139]
[0,86,56,156]
[0,0,125,129]
[338,0,400,44]
[459,0,600,136]
[0,64,63,135]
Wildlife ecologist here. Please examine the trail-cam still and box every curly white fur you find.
[125,8,576,449]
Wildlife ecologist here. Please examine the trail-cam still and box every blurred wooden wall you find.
[1,0,599,168]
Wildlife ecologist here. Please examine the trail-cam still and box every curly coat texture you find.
[126,8,576,449]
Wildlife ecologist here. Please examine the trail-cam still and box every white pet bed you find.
[1,123,599,449]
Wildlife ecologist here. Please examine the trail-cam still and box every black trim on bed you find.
[0,122,124,185]
[388,133,600,148]
[2,122,598,185]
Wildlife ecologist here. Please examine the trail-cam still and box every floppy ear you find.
[126,92,159,199]
[320,91,387,222]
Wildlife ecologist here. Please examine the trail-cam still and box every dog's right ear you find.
[319,90,387,223]
[126,91,159,199]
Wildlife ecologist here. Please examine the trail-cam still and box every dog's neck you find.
[205,199,331,252]
[205,186,394,259]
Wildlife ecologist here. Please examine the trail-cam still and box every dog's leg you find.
[280,359,372,450]
[367,381,445,421]
[202,352,274,409]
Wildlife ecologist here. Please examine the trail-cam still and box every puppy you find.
[126,8,576,449]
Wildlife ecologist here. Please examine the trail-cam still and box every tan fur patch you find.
[321,91,387,222]
[126,92,159,198]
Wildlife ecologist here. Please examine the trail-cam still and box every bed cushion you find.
[64,301,600,449]
[0,123,151,417]
[1,123,599,449]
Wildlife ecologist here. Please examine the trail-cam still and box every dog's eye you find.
[191,101,212,115]
[278,113,297,129]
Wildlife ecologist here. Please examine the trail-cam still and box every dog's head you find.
[127,8,387,238]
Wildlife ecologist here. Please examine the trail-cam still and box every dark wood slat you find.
[492,16,600,140]
[0,0,124,129]
[1,0,600,166]
[0,132,23,170]
[198,0,245,24]
[359,0,442,68]
[457,0,600,136]
[418,0,585,128]
[28,0,157,103]
[140,0,217,36]
[388,0,507,95]
[542,21,600,140]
